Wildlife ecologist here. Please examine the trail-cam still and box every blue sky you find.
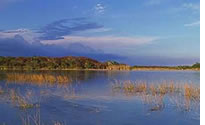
[0,0,200,65]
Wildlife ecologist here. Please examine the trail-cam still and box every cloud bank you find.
[0,18,160,63]
[0,35,125,61]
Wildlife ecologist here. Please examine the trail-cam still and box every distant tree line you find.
[0,56,200,70]
[131,62,200,70]
[0,56,106,70]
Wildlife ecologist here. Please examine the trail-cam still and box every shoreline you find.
[0,68,200,72]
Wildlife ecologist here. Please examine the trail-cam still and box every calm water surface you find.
[0,70,200,125]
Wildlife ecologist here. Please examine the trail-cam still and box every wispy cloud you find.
[38,18,103,40]
[41,35,159,49]
[184,21,200,27]
[74,28,112,35]
[94,3,106,15]
[0,28,40,43]
[182,3,200,10]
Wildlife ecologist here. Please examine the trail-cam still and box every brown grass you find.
[9,89,39,110]
[184,83,200,100]
[6,73,72,86]
[112,80,200,101]
[0,86,4,94]
[112,80,200,112]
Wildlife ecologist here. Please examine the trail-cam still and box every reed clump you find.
[0,86,4,94]
[9,89,39,109]
[112,80,200,101]
[112,80,199,112]
[6,73,71,85]
[184,84,200,100]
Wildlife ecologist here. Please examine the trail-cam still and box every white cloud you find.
[94,3,106,15]
[41,35,159,49]
[74,28,112,35]
[184,21,200,27]
[0,29,41,43]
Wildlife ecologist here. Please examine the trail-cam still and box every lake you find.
[0,70,200,125]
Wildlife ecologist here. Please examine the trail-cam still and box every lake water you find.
[0,70,200,125]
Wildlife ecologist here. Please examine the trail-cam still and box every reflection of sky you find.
[0,0,200,65]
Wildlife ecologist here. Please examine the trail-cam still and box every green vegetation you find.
[131,62,200,71]
[0,56,200,70]
[0,56,106,70]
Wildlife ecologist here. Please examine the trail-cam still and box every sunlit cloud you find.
[41,35,159,49]
[184,21,200,27]
[0,29,41,43]
[74,28,112,35]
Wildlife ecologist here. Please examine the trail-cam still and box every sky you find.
[0,0,200,65]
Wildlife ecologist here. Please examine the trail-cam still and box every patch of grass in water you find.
[112,80,200,112]
[6,73,72,86]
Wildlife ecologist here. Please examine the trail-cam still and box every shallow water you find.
[0,70,200,125]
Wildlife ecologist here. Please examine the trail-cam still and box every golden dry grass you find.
[112,80,200,112]
[6,73,72,86]
[112,80,200,101]
[0,86,4,94]
[9,89,38,109]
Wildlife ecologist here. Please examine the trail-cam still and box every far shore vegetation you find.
[0,56,200,71]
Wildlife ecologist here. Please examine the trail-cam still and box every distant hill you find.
[0,56,200,71]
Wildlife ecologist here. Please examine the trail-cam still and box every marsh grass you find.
[6,73,72,86]
[0,86,4,94]
[9,89,40,110]
[20,108,66,125]
[0,86,66,124]
[112,81,199,99]
[63,86,77,99]
[112,80,200,112]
